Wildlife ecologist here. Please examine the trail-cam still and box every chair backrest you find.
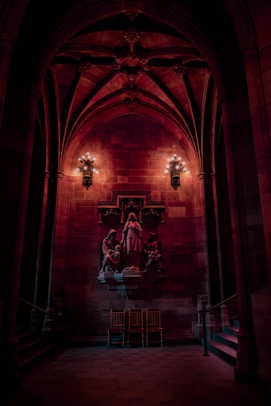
[146,308,161,327]
[128,308,144,328]
[110,309,125,329]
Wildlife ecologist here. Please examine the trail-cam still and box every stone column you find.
[242,40,271,289]
[0,32,16,130]
[241,40,271,386]
[210,172,224,301]
[42,172,63,337]
[1,82,40,389]
[197,172,211,304]
[219,92,257,381]
[30,171,50,332]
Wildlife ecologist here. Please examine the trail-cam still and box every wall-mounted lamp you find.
[75,152,99,189]
[164,154,187,190]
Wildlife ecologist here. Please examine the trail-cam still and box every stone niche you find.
[97,191,165,297]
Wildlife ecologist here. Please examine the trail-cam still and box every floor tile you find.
[2,344,271,406]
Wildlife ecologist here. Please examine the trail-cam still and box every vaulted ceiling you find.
[41,8,220,170]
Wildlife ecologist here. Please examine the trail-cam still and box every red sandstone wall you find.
[53,115,204,342]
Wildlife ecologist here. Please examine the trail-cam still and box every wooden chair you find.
[127,308,144,348]
[145,308,163,347]
[107,309,126,347]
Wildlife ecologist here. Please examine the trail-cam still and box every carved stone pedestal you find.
[97,267,164,297]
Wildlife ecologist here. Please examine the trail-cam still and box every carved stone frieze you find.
[98,191,165,224]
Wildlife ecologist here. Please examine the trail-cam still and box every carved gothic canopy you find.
[98,191,165,225]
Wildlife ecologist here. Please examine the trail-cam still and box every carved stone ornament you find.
[97,268,164,298]
[97,191,165,225]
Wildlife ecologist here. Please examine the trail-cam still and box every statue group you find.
[99,212,163,274]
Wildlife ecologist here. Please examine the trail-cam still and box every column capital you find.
[210,172,216,180]
[240,40,257,53]
[198,173,205,181]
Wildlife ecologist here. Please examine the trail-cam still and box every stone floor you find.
[3,344,271,406]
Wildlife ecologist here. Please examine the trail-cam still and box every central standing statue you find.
[121,212,143,270]
[98,213,164,279]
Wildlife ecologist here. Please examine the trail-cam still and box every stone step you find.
[212,332,238,350]
[223,325,239,337]
[205,319,239,366]
[18,343,55,372]
[206,340,237,366]
[16,330,55,374]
